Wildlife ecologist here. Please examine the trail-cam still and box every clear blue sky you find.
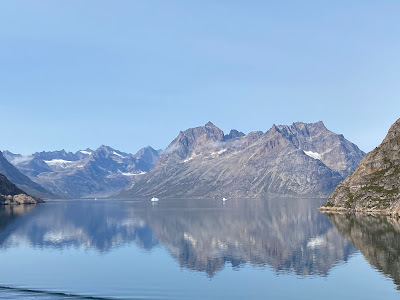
[1,1,399,155]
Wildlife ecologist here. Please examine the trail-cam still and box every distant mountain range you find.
[117,121,365,199]
[3,145,160,198]
[2,120,366,200]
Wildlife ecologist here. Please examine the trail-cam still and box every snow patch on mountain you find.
[44,159,74,167]
[303,151,322,160]
[121,171,146,176]
[113,151,125,158]
[79,150,92,155]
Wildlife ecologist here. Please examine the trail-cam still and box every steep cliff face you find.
[0,173,41,205]
[321,118,400,215]
[117,121,364,199]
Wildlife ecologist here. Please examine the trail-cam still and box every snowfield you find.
[44,159,74,167]
[303,150,322,160]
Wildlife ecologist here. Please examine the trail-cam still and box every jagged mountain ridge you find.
[321,118,400,215]
[4,145,160,198]
[117,121,365,199]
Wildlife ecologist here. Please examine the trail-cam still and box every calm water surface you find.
[0,198,399,299]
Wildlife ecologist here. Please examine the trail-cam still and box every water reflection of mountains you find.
[0,199,355,277]
[326,213,400,290]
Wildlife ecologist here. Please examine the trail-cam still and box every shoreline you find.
[318,206,399,218]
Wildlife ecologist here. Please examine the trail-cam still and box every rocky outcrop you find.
[117,121,365,199]
[0,173,42,205]
[321,118,400,216]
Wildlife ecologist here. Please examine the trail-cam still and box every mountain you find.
[0,151,54,199]
[5,145,160,198]
[117,121,365,199]
[0,173,41,205]
[321,118,400,216]
[133,146,161,172]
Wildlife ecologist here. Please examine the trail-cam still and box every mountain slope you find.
[0,151,54,199]
[117,121,364,199]
[321,118,400,216]
[0,173,41,205]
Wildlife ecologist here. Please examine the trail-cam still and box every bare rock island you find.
[321,118,400,216]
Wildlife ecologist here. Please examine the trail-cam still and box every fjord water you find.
[0,199,399,299]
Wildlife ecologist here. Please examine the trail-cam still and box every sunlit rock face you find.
[322,118,400,215]
[118,121,364,199]
[326,213,400,289]
[0,199,355,277]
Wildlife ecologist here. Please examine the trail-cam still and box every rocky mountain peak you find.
[34,149,79,161]
[164,122,225,159]
[382,118,400,144]
[224,129,245,141]
[205,121,217,128]
[96,145,114,152]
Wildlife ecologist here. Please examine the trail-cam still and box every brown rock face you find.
[321,118,400,215]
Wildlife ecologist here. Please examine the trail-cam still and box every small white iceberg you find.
[151,197,159,202]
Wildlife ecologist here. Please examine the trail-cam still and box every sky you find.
[1,1,399,155]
